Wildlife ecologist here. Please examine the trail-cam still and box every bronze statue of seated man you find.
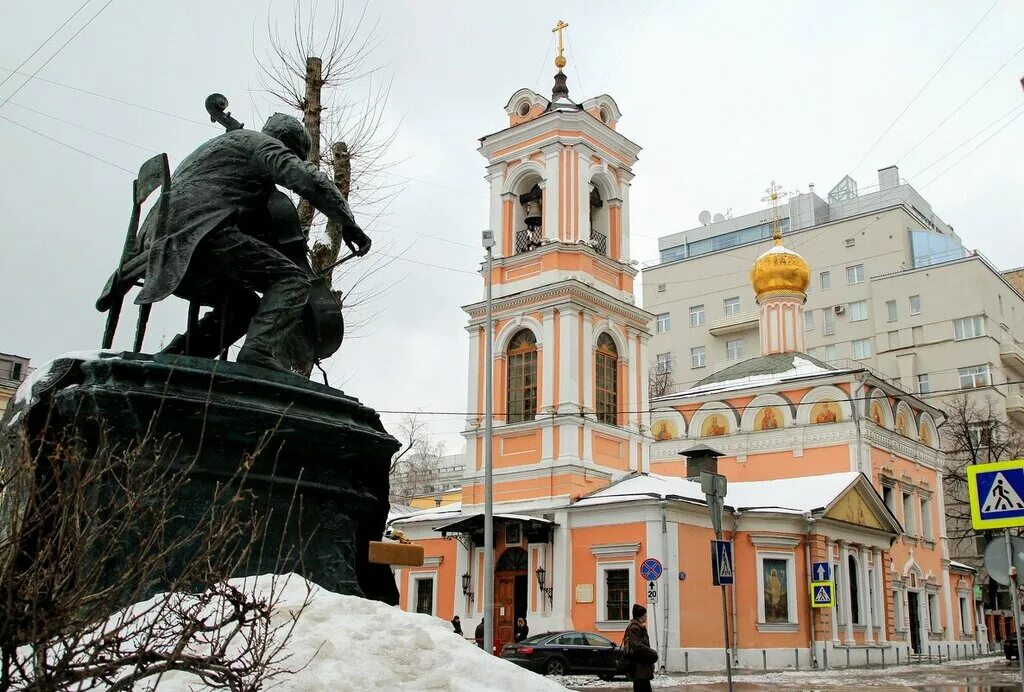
[136,113,369,373]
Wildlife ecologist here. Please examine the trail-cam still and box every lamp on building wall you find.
[461,572,474,604]
[535,565,553,605]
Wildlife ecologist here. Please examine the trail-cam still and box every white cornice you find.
[748,534,802,548]
[478,110,641,167]
[590,542,641,557]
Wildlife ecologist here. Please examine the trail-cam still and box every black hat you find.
[632,604,647,619]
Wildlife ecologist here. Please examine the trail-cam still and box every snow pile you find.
[158,574,568,692]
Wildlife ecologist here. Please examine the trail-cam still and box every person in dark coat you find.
[138,113,371,372]
[514,617,529,642]
[623,604,657,692]
[474,618,485,649]
[452,615,463,636]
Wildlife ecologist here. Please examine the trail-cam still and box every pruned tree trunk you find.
[296,56,324,239]
[313,141,351,284]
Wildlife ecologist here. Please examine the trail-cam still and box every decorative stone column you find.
[874,548,888,644]
[840,542,855,644]
[859,548,874,643]
[827,539,840,644]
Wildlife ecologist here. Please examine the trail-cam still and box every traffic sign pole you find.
[1006,528,1024,683]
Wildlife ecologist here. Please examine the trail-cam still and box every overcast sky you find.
[2,1,1022,451]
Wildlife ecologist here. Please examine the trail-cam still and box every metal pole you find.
[483,242,495,656]
[1005,528,1024,683]
[718,526,733,691]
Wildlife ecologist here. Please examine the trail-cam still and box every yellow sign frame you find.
[967,459,1024,530]
[810,580,834,608]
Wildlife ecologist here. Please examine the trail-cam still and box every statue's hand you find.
[343,223,371,257]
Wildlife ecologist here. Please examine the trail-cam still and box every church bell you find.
[524,199,542,228]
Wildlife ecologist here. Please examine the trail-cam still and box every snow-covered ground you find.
[158,574,569,692]
[555,655,1010,689]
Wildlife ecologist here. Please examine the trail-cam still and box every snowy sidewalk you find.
[559,656,1018,690]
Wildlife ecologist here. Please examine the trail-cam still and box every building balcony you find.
[708,309,759,336]
[1006,391,1024,423]
[999,341,1024,374]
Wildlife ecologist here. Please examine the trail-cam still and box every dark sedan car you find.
[500,630,622,678]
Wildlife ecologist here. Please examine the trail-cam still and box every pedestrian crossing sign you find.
[810,580,834,608]
[711,539,734,586]
[967,459,1024,530]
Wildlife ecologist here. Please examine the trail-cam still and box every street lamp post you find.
[482,230,496,656]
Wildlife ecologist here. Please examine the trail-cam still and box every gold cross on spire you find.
[552,20,569,69]
[761,180,788,244]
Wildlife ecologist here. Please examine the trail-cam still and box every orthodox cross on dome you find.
[552,20,569,69]
[761,180,789,244]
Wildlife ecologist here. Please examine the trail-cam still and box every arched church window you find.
[516,185,543,254]
[589,186,608,256]
[595,333,618,425]
[848,555,860,624]
[507,330,538,423]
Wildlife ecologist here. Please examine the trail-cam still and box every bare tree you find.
[258,0,404,342]
[648,367,674,401]
[941,394,1024,552]
[388,414,448,505]
[0,425,313,690]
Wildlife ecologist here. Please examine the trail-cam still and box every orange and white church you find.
[390,40,981,671]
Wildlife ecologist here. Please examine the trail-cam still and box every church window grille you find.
[507,330,538,423]
[605,569,629,621]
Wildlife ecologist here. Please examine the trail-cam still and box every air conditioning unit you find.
[657,283,666,293]
[833,304,846,315]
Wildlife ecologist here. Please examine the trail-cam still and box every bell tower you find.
[461,25,652,511]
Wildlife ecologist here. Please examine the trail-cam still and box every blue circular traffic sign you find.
[640,558,663,581]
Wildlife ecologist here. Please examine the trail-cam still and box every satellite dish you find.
[983,535,1024,585]
[698,210,712,225]
[712,213,725,223]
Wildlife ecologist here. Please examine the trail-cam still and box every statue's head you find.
[262,113,312,159]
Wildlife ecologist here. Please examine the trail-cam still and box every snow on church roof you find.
[573,471,864,515]
[658,353,849,400]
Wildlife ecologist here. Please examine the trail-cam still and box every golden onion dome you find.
[751,235,810,300]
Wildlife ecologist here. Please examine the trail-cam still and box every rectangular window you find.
[882,484,894,511]
[656,352,673,373]
[11,362,22,380]
[960,595,971,634]
[823,308,836,336]
[823,344,838,362]
[415,578,434,615]
[929,593,941,633]
[605,569,630,622]
[807,346,819,359]
[852,337,872,359]
[917,373,930,394]
[886,300,898,322]
[921,496,933,540]
[655,312,671,333]
[847,264,865,284]
[820,271,831,290]
[691,346,706,369]
[849,300,868,322]
[954,315,985,341]
[969,423,994,449]
[596,348,618,426]
[910,294,921,315]
[760,556,793,624]
[723,297,741,316]
[726,339,744,362]
[902,492,916,536]
[689,304,705,327]
[804,310,815,331]
[959,364,990,389]
[888,330,899,349]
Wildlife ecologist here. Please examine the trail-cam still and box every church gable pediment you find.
[822,483,893,532]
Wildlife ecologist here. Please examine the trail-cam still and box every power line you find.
[6,100,158,153]
[0,0,94,92]
[0,67,216,128]
[0,0,116,112]
[919,107,1024,191]
[897,41,1024,164]
[850,0,999,173]
[0,113,134,174]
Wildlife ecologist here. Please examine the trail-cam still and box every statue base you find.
[2,351,399,604]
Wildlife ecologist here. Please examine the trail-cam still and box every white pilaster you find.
[542,145,561,242]
[466,326,481,426]
[626,328,638,430]
[575,146,593,243]
[557,309,580,412]
[828,540,839,643]
[581,312,595,413]
[860,548,874,643]
[875,549,888,643]
[618,172,632,263]
[840,542,855,644]
[541,310,557,412]
[486,163,505,256]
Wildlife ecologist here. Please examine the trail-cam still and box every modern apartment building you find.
[642,167,1024,427]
